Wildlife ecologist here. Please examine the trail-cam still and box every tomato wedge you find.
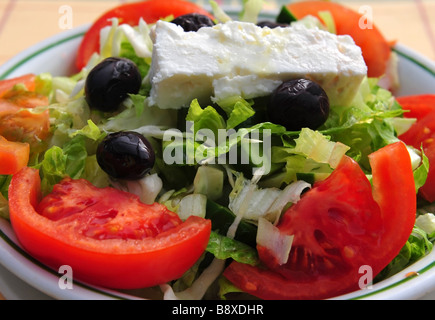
[76,0,214,70]
[9,167,211,289]
[287,1,391,78]
[224,142,415,300]
[397,94,435,121]
[397,95,435,202]
[0,74,36,98]
[0,98,50,145]
[398,94,435,149]
[368,141,416,268]
[0,136,29,175]
[399,109,435,149]
[0,75,50,146]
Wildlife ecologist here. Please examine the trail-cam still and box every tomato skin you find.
[0,75,50,145]
[76,0,214,70]
[225,156,383,300]
[397,95,435,202]
[0,74,36,98]
[224,142,416,300]
[397,94,435,121]
[0,99,50,146]
[399,98,435,149]
[0,136,29,175]
[287,1,391,77]
[9,167,211,289]
[368,142,416,269]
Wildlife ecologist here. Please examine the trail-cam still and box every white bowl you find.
[1,17,435,300]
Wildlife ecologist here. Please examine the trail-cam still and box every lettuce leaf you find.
[375,226,434,282]
[239,0,265,23]
[216,96,256,130]
[37,135,87,194]
[36,122,109,195]
[164,99,284,169]
[268,128,350,186]
[0,175,11,219]
[206,231,259,266]
[319,77,406,170]
[186,99,226,138]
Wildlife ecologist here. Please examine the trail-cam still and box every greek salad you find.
[1,0,435,300]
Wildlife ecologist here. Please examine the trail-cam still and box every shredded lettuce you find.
[36,135,87,194]
[193,165,224,201]
[217,277,245,300]
[216,96,255,130]
[206,231,259,266]
[256,217,293,265]
[413,148,430,193]
[0,193,8,220]
[49,97,91,147]
[0,175,11,219]
[111,173,163,205]
[177,194,208,220]
[162,258,226,300]
[209,0,232,23]
[317,11,336,34]
[239,0,265,23]
[376,226,434,282]
[163,99,284,169]
[35,119,108,195]
[416,213,435,239]
[269,128,349,186]
[320,77,407,169]
[229,172,283,222]
[186,99,226,138]
[101,97,177,133]
[292,128,350,169]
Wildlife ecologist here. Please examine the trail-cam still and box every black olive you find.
[171,13,215,32]
[257,21,289,28]
[85,57,142,112]
[96,131,155,180]
[267,79,330,131]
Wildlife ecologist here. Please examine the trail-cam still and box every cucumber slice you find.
[276,5,297,24]
[205,200,257,247]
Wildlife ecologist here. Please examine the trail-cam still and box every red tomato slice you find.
[0,136,29,175]
[224,142,415,300]
[397,95,435,202]
[397,94,435,121]
[76,0,214,70]
[8,167,211,289]
[399,109,435,149]
[0,98,50,145]
[0,75,50,145]
[368,142,416,268]
[0,74,36,98]
[287,1,391,78]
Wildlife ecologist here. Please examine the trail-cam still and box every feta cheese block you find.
[147,20,367,109]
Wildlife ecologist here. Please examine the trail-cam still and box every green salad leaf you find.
[375,226,434,282]
[0,175,12,219]
[206,231,259,266]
